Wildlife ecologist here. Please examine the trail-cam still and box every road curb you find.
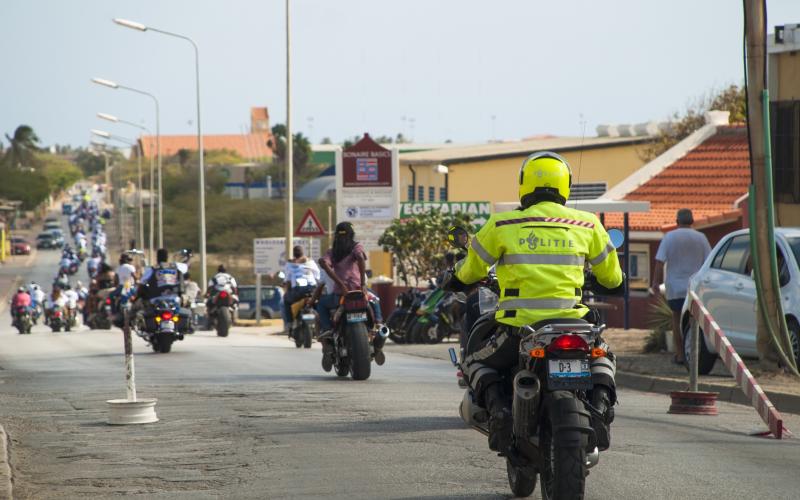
[616,371,800,415]
[0,425,13,500]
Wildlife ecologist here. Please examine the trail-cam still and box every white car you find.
[680,227,800,374]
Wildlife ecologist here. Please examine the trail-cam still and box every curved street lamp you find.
[91,77,163,250]
[113,17,208,291]
[98,112,154,263]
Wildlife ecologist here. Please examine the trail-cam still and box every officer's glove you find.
[586,273,626,296]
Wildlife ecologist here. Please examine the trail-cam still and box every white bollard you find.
[107,309,158,425]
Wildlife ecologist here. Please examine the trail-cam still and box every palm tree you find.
[3,125,41,168]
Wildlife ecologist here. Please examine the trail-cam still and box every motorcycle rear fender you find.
[542,390,593,449]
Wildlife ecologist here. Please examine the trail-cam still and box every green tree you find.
[641,84,747,161]
[378,210,474,286]
[74,148,123,176]
[271,124,312,179]
[38,153,83,191]
[2,125,41,168]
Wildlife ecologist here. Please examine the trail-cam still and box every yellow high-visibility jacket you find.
[455,201,623,327]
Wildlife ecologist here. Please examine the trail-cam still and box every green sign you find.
[400,201,491,227]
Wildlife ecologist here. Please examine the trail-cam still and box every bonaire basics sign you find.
[399,201,492,227]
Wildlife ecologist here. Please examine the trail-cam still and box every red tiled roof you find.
[605,125,749,231]
[137,133,274,160]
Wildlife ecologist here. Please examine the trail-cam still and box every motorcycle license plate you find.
[159,321,175,332]
[547,359,592,390]
[238,303,250,310]
[301,313,316,321]
[346,312,367,323]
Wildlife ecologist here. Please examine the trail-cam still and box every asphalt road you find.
[1,232,800,499]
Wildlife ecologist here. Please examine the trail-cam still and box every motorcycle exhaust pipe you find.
[372,325,390,351]
[512,370,541,440]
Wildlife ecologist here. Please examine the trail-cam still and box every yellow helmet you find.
[518,151,572,205]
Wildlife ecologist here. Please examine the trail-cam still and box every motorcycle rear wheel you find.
[347,322,371,381]
[386,310,408,344]
[302,324,312,349]
[216,308,231,337]
[506,458,537,498]
[540,405,587,499]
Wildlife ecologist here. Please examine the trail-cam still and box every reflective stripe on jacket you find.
[455,201,623,327]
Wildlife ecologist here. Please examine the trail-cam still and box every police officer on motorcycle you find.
[444,151,623,454]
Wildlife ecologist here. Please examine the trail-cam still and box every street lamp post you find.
[285,1,294,259]
[91,129,142,252]
[92,78,162,250]
[98,113,153,263]
[113,17,208,291]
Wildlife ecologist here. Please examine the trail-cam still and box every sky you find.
[1,0,798,149]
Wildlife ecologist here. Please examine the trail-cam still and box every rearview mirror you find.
[608,229,625,249]
[447,226,470,251]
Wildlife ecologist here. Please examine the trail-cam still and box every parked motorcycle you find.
[409,288,465,344]
[323,291,386,380]
[386,288,426,344]
[136,298,187,353]
[445,226,626,499]
[207,287,236,337]
[13,306,32,334]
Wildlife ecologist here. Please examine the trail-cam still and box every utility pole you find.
[744,0,798,373]
[285,0,294,259]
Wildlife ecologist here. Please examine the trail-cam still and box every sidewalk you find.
[382,328,800,415]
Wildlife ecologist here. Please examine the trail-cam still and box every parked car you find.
[62,203,73,215]
[10,237,31,255]
[36,232,57,249]
[681,227,800,374]
[47,229,65,248]
[44,221,61,231]
[236,285,283,320]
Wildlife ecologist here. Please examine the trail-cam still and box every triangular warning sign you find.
[295,208,326,237]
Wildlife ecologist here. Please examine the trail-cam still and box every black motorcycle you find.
[136,299,188,353]
[13,306,32,334]
[322,291,378,380]
[289,298,317,349]
[445,226,625,499]
[207,287,235,337]
[386,288,426,344]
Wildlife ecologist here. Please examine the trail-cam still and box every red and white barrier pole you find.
[689,291,790,439]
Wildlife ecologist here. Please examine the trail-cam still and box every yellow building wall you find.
[403,142,647,204]
[776,51,800,101]
[399,143,647,204]
[399,164,448,202]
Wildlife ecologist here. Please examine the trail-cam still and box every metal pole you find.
[193,39,207,294]
[623,212,630,330]
[104,153,111,205]
[148,138,155,264]
[690,315,699,392]
[327,205,332,249]
[267,175,272,199]
[255,273,262,326]
[156,99,163,249]
[137,141,144,253]
[285,0,294,260]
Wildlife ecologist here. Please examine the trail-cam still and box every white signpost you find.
[335,135,400,253]
[253,237,321,325]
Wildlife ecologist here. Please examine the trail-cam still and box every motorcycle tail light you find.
[54,311,62,317]
[547,334,589,353]
[219,291,229,299]
[161,311,173,321]
[105,298,111,305]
